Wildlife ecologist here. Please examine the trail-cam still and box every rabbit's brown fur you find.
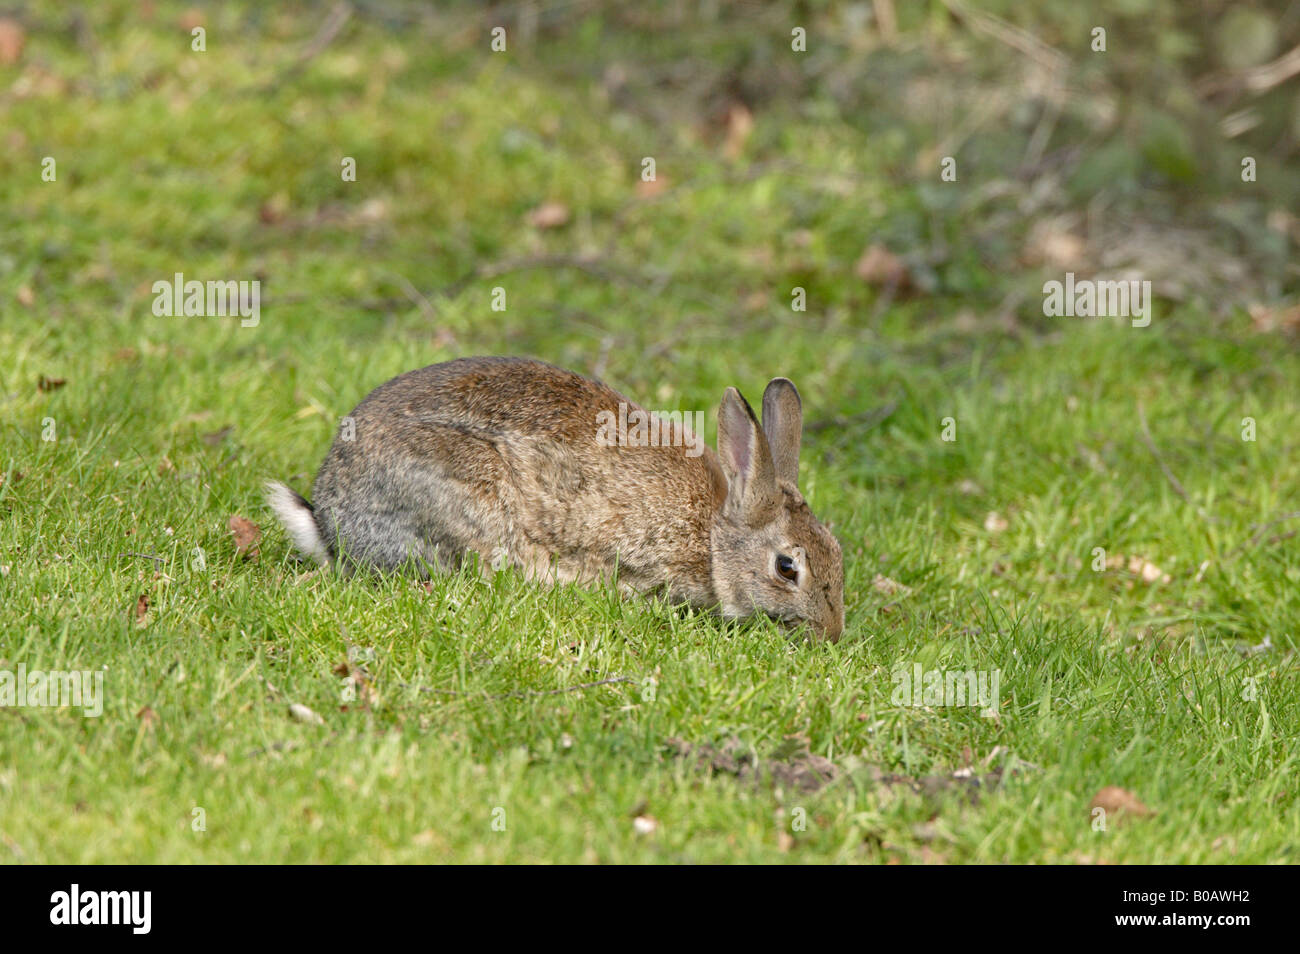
[267,356,844,640]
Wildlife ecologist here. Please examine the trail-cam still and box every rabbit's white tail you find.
[265,480,331,566]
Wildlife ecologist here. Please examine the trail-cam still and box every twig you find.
[258,2,353,94]
[1198,43,1300,97]
[1225,511,1300,558]
[805,401,898,435]
[1135,403,1189,503]
[392,271,438,323]
[939,0,1067,72]
[125,551,165,564]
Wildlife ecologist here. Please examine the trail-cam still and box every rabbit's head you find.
[709,378,845,642]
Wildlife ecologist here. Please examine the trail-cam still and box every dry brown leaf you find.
[288,703,325,725]
[1105,552,1172,584]
[333,659,378,708]
[259,193,289,225]
[37,375,66,392]
[356,197,388,224]
[854,243,910,289]
[635,175,669,199]
[723,102,754,160]
[524,201,570,229]
[1247,302,1300,334]
[135,705,159,728]
[0,18,25,66]
[134,593,150,625]
[1023,219,1087,269]
[871,574,912,597]
[1089,785,1152,821]
[228,515,261,560]
[412,829,442,847]
[1126,555,1170,584]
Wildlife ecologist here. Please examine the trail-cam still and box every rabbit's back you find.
[310,357,725,602]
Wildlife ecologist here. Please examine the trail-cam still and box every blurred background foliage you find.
[466,0,1300,307]
[1,0,1296,326]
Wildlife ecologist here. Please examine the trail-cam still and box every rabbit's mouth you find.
[769,612,837,644]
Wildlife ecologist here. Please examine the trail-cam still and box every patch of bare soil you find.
[664,735,837,794]
[665,736,1012,801]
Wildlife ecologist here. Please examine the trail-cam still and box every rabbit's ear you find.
[761,377,802,486]
[718,387,780,525]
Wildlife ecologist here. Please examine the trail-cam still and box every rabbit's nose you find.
[819,614,843,643]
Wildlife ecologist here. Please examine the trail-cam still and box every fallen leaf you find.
[636,175,669,199]
[16,285,34,307]
[135,705,159,728]
[134,593,150,625]
[723,102,754,159]
[259,193,290,225]
[333,658,378,708]
[1089,785,1152,821]
[1115,554,1171,585]
[524,201,570,229]
[984,511,1009,533]
[0,18,25,66]
[228,515,261,560]
[37,375,66,392]
[871,574,912,597]
[1247,301,1300,334]
[356,197,388,223]
[288,703,325,725]
[1024,219,1086,269]
[855,243,910,289]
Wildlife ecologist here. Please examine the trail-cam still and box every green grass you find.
[1,2,1297,863]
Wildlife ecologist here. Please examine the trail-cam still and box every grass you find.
[1,2,1297,863]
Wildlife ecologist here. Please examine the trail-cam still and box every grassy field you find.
[1,3,1298,863]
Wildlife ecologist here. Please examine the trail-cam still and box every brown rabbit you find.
[266,357,844,641]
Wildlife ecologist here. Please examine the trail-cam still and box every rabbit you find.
[266,356,844,641]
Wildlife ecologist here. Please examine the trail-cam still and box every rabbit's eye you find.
[776,554,799,583]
